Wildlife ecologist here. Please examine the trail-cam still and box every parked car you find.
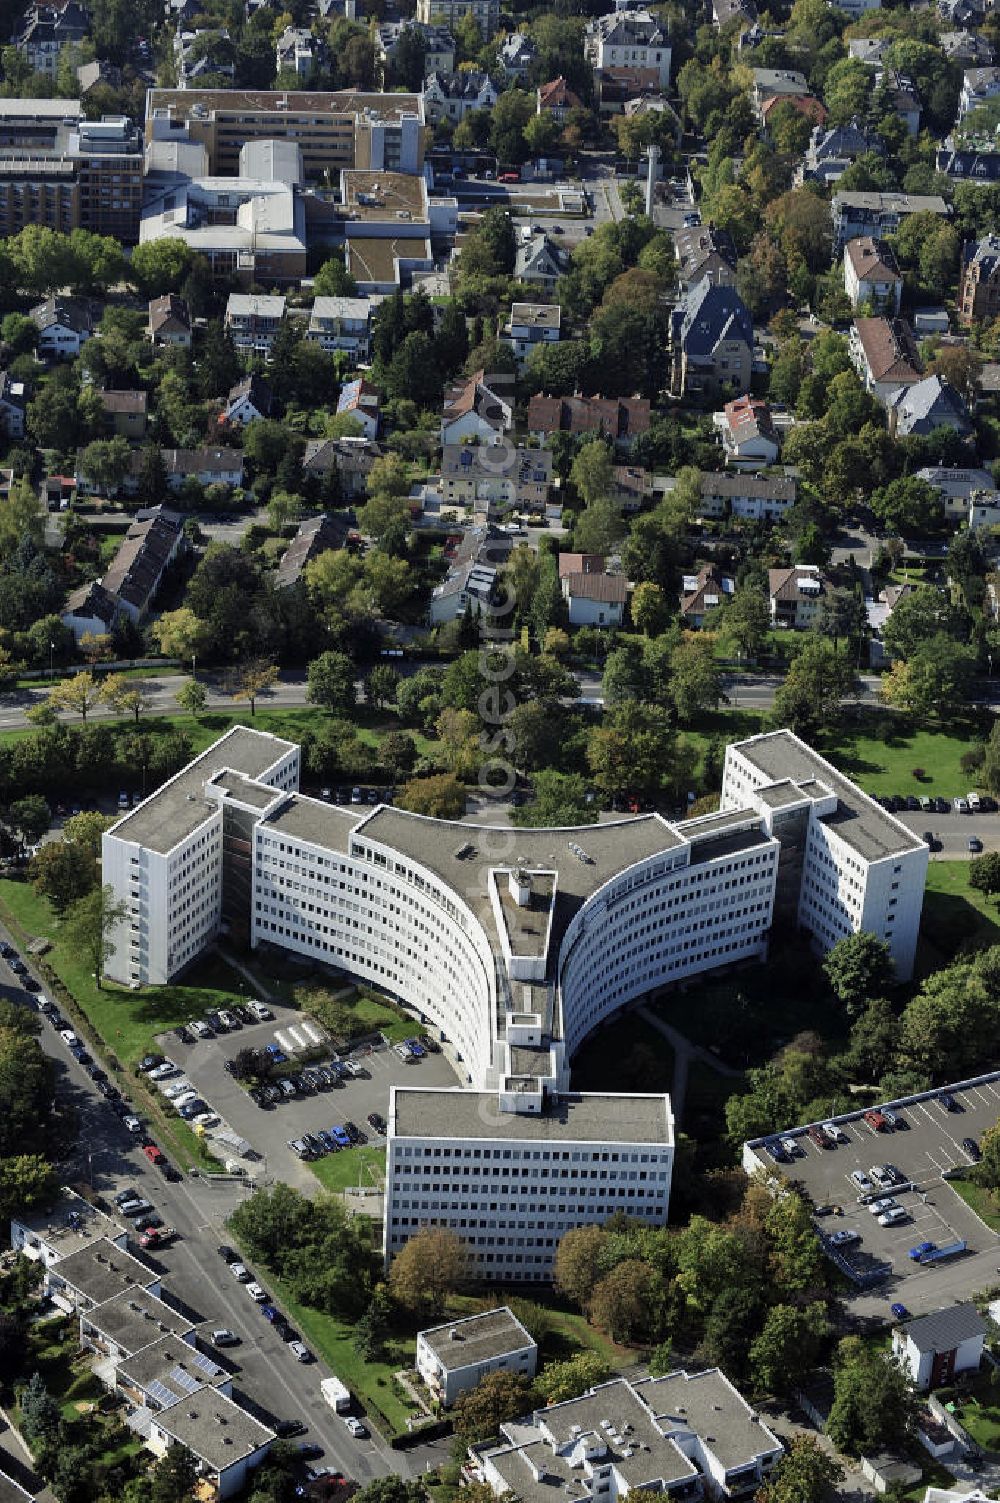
[828,1228,860,1246]
[148,1061,177,1081]
[850,1170,874,1193]
[969,836,984,853]
[289,1341,311,1362]
[867,1197,898,1216]
[367,1113,386,1134]
[246,1282,267,1302]
[230,1262,250,1281]
[344,1417,367,1438]
[211,1329,240,1347]
[864,1109,888,1132]
[963,1136,981,1161]
[404,1038,425,1059]
[939,1091,959,1111]
[878,1206,909,1226]
[142,1144,165,1166]
[217,1245,238,1262]
[190,1020,213,1040]
[890,1303,910,1319]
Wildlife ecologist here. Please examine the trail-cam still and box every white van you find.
[968,792,982,812]
[878,1206,909,1226]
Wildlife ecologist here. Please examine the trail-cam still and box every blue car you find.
[890,1303,910,1319]
[261,1304,281,1323]
[266,1044,287,1063]
[909,1241,936,1261]
[330,1125,351,1148]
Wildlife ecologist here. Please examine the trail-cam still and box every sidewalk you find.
[636,1004,742,1127]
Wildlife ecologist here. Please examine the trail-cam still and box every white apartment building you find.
[306,296,375,358]
[721,731,928,981]
[102,727,927,1277]
[416,1307,538,1406]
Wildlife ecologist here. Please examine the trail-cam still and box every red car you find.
[143,1143,166,1165]
[864,1109,888,1132]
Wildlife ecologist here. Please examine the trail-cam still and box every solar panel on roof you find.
[147,1378,178,1408]
[192,1351,221,1377]
[169,1365,201,1395]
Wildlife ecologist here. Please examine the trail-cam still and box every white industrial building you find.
[102,726,927,1278]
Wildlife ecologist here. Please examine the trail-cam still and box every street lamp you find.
[49,640,54,679]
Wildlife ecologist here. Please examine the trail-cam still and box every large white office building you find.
[103,726,926,1279]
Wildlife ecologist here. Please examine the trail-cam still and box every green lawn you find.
[936,1373,1000,1454]
[950,1173,1000,1234]
[819,719,978,797]
[310,1145,386,1194]
[918,862,1000,970]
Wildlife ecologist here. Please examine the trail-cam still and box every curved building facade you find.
[103,725,926,1279]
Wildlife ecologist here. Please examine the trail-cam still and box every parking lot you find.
[156,1006,460,1193]
[752,1075,1000,1316]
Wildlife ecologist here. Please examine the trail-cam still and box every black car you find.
[162,1161,181,1182]
[275,1420,307,1439]
[49,1012,66,1030]
[22,974,40,992]
[964,1136,981,1161]
[982,795,998,813]
[138,1054,164,1073]
[298,1444,324,1461]
[301,1132,325,1157]
[175,1026,194,1044]
[934,796,950,814]
[218,1244,238,1262]
[367,1112,386,1133]
[905,795,920,811]
[233,1004,253,1024]
[0,942,13,958]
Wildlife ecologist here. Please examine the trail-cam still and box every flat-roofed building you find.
[45,1238,159,1314]
[80,1287,196,1364]
[417,1307,537,1406]
[0,102,142,242]
[145,89,425,179]
[116,1334,232,1411]
[11,1189,127,1268]
[146,1390,275,1499]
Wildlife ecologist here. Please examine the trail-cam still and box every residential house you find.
[223,373,273,425]
[536,76,582,120]
[60,580,119,640]
[14,0,89,75]
[958,67,1000,120]
[848,37,888,64]
[116,1334,233,1413]
[480,1375,782,1503]
[45,1240,159,1316]
[276,25,319,77]
[697,470,796,522]
[80,1287,196,1367]
[557,552,607,582]
[916,465,995,519]
[936,147,1000,185]
[415,0,498,40]
[100,390,148,441]
[11,1188,128,1269]
[145,1391,274,1500]
[759,92,826,133]
[768,563,830,628]
[502,302,561,364]
[892,1306,987,1391]
[887,375,973,438]
[514,233,569,290]
[877,68,921,136]
[174,26,236,86]
[844,236,903,312]
[913,306,951,335]
[831,192,949,251]
[849,316,923,402]
[958,235,1000,325]
[866,581,913,666]
[97,507,185,625]
[306,295,374,359]
[163,448,243,490]
[423,70,498,123]
[337,377,381,439]
[76,57,121,94]
[801,121,882,186]
[939,0,984,22]
[377,22,455,83]
[595,65,665,113]
[940,31,994,64]
[147,293,191,348]
[302,435,382,499]
[750,67,808,118]
[416,1308,538,1408]
[680,564,733,627]
[713,0,757,27]
[497,31,537,80]
[585,10,671,88]
[832,0,880,17]
[429,524,511,623]
[30,296,92,359]
[561,568,627,627]
[224,293,286,357]
[441,369,513,446]
[610,464,652,512]
[440,442,552,516]
[671,276,754,398]
[275,513,349,588]
[0,371,27,439]
[714,394,779,468]
[673,224,738,294]
[527,393,651,448]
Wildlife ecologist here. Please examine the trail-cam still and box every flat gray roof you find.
[156,1390,274,1469]
[497,872,553,958]
[210,770,282,811]
[537,1380,698,1488]
[733,730,923,861]
[14,1190,127,1257]
[487,1440,591,1503]
[118,1334,230,1403]
[109,727,296,855]
[637,1370,782,1471]
[84,1288,194,1353]
[421,1307,535,1368]
[392,1087,671,1144]
[48,1239,156,1304]
[356,807,682,972]
[261,792,357,853]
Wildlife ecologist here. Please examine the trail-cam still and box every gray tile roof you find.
[903,1303,988,1354]
[678,277,753,358]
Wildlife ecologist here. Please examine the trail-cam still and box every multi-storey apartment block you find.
[0,101,142,241]
[102,727,926,1278]
[144,89,425,178]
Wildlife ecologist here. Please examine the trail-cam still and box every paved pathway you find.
[635,1004,742,1127]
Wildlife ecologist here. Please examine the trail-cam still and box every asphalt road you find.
[1,937,410,1483]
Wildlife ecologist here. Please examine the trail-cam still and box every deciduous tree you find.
[388,1226,469,1315]
[822,933,895,1016]
[63,883,127,989]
